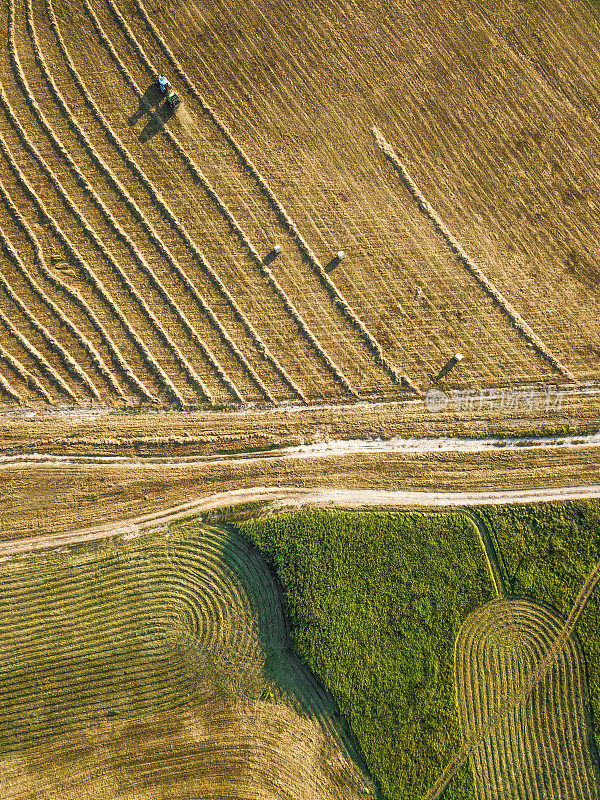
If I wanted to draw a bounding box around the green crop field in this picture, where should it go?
[235,502,600,799]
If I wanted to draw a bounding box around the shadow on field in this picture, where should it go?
[220,525,384,800]
[138,102,177,144]
[128,82,164,126]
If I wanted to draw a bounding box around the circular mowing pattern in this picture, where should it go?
[455,597,600,800]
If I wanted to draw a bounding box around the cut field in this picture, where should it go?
[0,0,597,408]
[456,597,600,800]
[0,521,376,799]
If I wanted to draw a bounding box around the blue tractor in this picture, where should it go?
[154,75,171,93]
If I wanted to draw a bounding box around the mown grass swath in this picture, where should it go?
[0,128,154,403]
[127,0,414,393]
[478,500,600,744]
[26,0,249,404]
[0,522,376,798]
[456,596,600,800]
[8,0,208,406]
[87,0,356,399]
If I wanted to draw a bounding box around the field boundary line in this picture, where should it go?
[10,0,210,407]
[46,0,292,405]
[0,129,154,403]
[372,127,576,383]
[128,0,418,395]
[96,0,357,399]
[0,178,125,399]
[27,2,248,405]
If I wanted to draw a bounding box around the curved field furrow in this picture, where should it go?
[0,303,75,401]
[44,2,307,407]
[0,95,182,406]
[455,598,600,800]
[0,217,104,401]
[25,0,259,405]
[0,129,155,403]
[116,0,415,396]
[86,0,357,399]
[8,1,212,406]
[0,178,125,400]
[0,340,52,402]
[32,0,282,406]
[0,526,376,799]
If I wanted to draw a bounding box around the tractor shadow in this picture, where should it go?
[127,83,164,127]
[138,101,177,144]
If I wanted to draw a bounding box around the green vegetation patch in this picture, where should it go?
[479,500,600,741]
[236,509,495,800]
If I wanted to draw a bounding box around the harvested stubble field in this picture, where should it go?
[0,521,377,799]
[0,0,598,409]
[0,384,598,456]
[1,445,600,541]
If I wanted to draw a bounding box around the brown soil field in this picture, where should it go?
[0,0,598,408]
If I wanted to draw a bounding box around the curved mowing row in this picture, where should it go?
[0,525,376,798]
[0,0,417,406]
[455,597,600,800]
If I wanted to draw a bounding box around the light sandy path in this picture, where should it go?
[2,484,600,557]
[1,431,599,470]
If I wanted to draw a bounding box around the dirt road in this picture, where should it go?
[1,431,599,470]
[2,483,599,557]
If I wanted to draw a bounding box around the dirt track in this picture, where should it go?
[2,482,599,557]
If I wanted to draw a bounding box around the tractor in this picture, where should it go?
[154,74,171,93]
[166,90,181,109]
